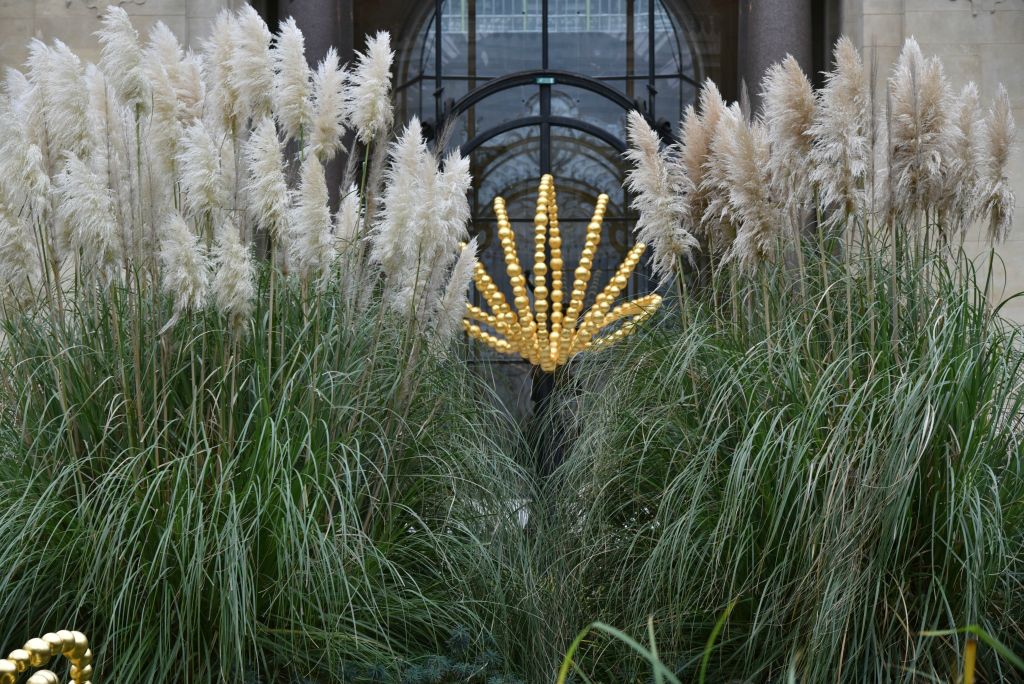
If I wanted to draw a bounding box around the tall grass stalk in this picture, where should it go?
[547,240,1024,681]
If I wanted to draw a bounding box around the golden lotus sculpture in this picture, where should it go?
[0,631,92,684]
[464,174,661,372]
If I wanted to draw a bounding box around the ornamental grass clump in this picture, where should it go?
[0,6,532,681]
[550,37,1023,681]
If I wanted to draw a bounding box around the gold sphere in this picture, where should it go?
[41,634,61,657]
[8,651,28,672]
[24,639,49,668]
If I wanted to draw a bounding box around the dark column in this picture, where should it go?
[738,0,813,114]
[282,0,353,65]
[284,0,355,207]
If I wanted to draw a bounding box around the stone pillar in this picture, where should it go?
[282,0,353,66]
[738,0,813,113]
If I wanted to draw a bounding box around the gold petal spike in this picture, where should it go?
[465,176,661,371]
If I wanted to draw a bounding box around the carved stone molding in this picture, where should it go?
[952,0,1007,16]
[66,0,148,19]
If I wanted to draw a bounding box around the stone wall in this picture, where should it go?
[0,0,238,67]
[842,0,1024,317]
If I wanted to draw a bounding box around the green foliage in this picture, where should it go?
[0,270,533,682]
[548,242,1024,682]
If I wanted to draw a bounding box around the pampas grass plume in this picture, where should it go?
[309,47,347,162]
[345,31,394,145]
[272,17,313,143]
[213,218,256,334]
[886,37,954,219]
[982,85,1016,242]
[97,5,151,113]
[761,55,815,206]
[244,116,290,240]
[290,154,334,282]
[370,117,434,314]
[159,211,210,318]
[55,154,121,280]
[28,40,93,162]
[179,122,232,218]
[228,5,274,123]
[0,204,40,308]
[435,237,478,346]
[202,10,242,134]
[625,110,696,282]
[809,36,871,225]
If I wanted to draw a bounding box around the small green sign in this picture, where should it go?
[535,76,556,85]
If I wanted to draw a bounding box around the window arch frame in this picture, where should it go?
[396,0,701,161]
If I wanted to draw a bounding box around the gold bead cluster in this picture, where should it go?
[464,174,661,371]
[0,631,92,684]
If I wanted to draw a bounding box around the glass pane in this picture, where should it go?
[449,84,538,148]
[424,0,545,80]
[654,76,697,137]
[633,0,688,77]
[546,0,628,76]
[550,84,628,140]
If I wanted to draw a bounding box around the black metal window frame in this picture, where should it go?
[412,0,694,163]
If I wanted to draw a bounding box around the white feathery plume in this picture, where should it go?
[0,204,41,308]
[333,182,363,297]
[334,183,362,259]
[0,99,50,219]
[701,99,742,254]
[289,155,335,282]
[885,37,954,221]
[83,63,129,208]
[344,31,394,145]
[212,217,256,334]
[673,104,709,243]
[145,22,205,124]
[97,5,150,113]
[370,117,437,315]
[625,110,697,283]
[228,5,274,123]
[142,53,184,180]
[27,40,92,162]
[159,211,210,319]
[202,10,242,135]
[808,36,871,228]
[710,110,778,270]
[309,48,348,162]
[940,82,983,228]
[178,122,233,218]
[761,55,816,208]
[244,116,290,241]
[980,85,1016,242]
[4,68,29,104]
[176,52,207,123]
[55,154,122,280]
[427,150,472,301]
[271,17,313,143]
[6,69,48,162]
[434,237,478,347]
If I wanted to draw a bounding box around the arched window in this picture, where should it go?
[395,1,701,373]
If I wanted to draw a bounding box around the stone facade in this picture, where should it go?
[0,0,237,67]
[842,0,1024,317]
